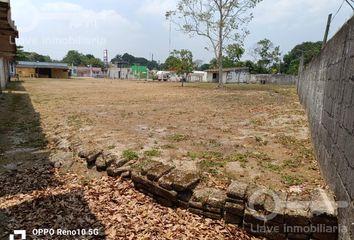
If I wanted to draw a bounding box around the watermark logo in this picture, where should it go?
[9,230,26,240]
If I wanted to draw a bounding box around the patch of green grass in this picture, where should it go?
[275,134,315,162]
[261,162,281,173]
[169,133,189,142]
[227,153,249,163]
[228,151,272,163]
[199,159,225,176]
[122,149,139,161]
[281,175,304,186]
[186,152,198,160]
[200,151,223,160]
[144,149,161,157]
[185,83,295,93]
[283,159,301,169]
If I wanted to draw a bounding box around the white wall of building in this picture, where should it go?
[0,57,6,90]
[108,67,132,79]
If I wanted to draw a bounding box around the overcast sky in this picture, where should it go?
[11,0,353,63]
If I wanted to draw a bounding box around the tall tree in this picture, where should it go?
[174,0,261,87]
[164,49,194,74]
[62,50,84,66]
[283,41,322,75]
[164,49,194,86]
[62,50,103,67]
[226,43,245,63]
[253,38,281,73]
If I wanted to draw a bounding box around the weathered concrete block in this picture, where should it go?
[207,188,227,209]
[146,164,174,182]
[154,195,174,208]
[285,196,310,227]
[227,181,248,202]
[224,212,243,225]
[189,200,203,210]
[106,153,129,169]
[224,201,245,217]
[158,169,200,192]
[107,165,131,177]
[138,160,162,176]
[131,171,178,201]
[246,185,267,211]
[177,191,193,202]
[203,211,222,220]
[78,149,102,166]
[176,200,189,209]
[264,191,287,224]
[189,207,204,216]
[311,232,338,240]
[310,189,338,225]
[95,155,107,172]
[243,207,266,226]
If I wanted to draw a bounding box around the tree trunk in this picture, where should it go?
[218,0,224,88]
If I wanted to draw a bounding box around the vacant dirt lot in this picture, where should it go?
[6,78,325,193]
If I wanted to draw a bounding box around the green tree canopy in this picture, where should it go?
[282,41,322,75]
[253,38,281,73]
[111,53,159,70]
[62,50,104,67]
[16,46,53,62]
[226,44,245,63]
[163,49,194,75]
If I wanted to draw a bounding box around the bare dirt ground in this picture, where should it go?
[18,78,325,194]
[0,79,258,240]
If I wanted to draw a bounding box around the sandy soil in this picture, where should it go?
[11,78,326,195]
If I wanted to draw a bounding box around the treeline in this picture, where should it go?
[195,40,322,75]
[16,48,105,68]
[111,53,159,70]
[16,40,322,75]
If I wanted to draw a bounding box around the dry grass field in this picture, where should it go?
[4,78,325,194]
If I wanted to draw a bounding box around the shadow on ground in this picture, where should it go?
[0,81,105,239]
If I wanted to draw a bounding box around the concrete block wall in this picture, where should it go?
[297,16,354,240]
[249,74,297,85]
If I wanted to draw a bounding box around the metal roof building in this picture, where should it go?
[16,61,70,79]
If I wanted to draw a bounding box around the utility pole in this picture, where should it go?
[165,11,175,55]
[323,14,332,48]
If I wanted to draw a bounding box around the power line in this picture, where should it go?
[332,0,346,21]
[345,0,354,11]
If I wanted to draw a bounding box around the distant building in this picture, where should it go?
[0,0,18,90]
[16,61,69,78]
[206,68,250,84]
[188,71,208,82]
[107,67,132,79]
[71,66,104,78]
[131,65,148,79]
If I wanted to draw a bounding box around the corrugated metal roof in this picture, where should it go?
[17,61,69,69]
